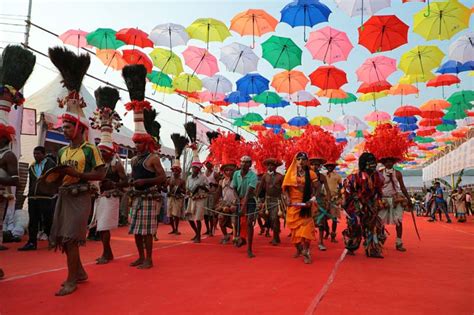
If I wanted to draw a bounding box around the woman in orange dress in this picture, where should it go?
[282,152,318,264]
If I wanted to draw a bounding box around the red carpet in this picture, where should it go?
[0,214,472,314]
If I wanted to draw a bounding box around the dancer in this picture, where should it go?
[454,187,467,223]
[342,152,385,258]
[167,134,188,235]
[89,86,127,264]
[203,159,219,236]
[0,45,35,279]
[232,155,258,257]
[325,162,343,243]
[185,155,208,243]
[123,64,166,269]
[47,47,106,295]
[282,152,317,264]
[365,123,412,252]
[255,158,284,246]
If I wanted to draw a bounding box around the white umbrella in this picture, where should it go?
[337,115,368,131]
[202,75,233,96]
[448,32,474,63]
[334,0,391,24]
[149,23,189,49]
[222,108,242,119]
[220,42,259,75]
[289,90,314,102]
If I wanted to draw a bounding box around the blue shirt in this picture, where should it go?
[33,159,47,177]
[231,169,257,199]
[435,187,444,203]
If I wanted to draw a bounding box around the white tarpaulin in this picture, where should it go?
[422,138,474,182]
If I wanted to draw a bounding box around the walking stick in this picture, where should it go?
[410,208,421,240]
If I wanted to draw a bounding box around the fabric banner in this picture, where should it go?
[422,138,474,182]
[21,108,37,136]
[195,119,212,145]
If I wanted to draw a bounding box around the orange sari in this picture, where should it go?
[283,159,317,244]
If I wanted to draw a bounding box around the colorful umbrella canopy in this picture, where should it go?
[309,65,348,90]
[261,35,302,70]
[202,75,233,95]
[399,45,445,77]
[280,0,332,41]
[316,89,347,98]
[238,100,261,109]
[338,115,368,130]
[86,28,125,49]
[96,49,127,71]
[288,116,309,127]
[310,116,333,126]
[357,81,391,94]
[271,70,309,94]
[173,73,202,93]
[152,84,175,94]
[236,73,269,95]
[253,91,282,106]
[292,91,320,115]
[356,56,397,84]
[222,109,242,119]
[328,92,357,104]
[225,91,251,104]
[448,32,474,63]
[149,48,183,75]
[388,84,419,105]
[426,74,460,98]
[265,115,287,125]
[183,46,219,76]
[323,122,346,132]
[394,116,418,124]
[399,72,435,84]
[197,91,225,102]
[242,112,263,123]
[420,110,444,119]
[305,26,353,64]
[357,91,388,102]
[448,90,474,107]
[336,0,391,27]
[437,60,473,75]
[147,71,172,88]
[122,49,153,73]
[230,9,278,47]
[250,124,267,131]
[398,124,418,132]
[116,28,153,48]
[149,23,189,49]
[233,118,249,127]
[413,1,470,41]
[436,123,457,132]
[394,105,421,117]
[364,110,391,122]
[203,104,223,113]
[419,118,442,127]
[420,99,450,111]
[186,18,231,49]
[59,29,90,49]
[358,15,409,53]
[219,42,259,74]
[417,127,436,136]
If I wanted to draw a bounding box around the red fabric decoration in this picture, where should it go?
[124,100,152,112]
[298,125,341,162]
[208,132,243,168]
[365,123,412,162]
[0,124,15,141]
[253,131,285,174]
[132,133,159,153]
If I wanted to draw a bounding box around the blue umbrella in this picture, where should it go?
[280,0,332,41]
[398,123,418,132]
[336,137,347,143]
[288,116,309,127]
[442,119,456,125]
[407,132,416,141]
[236,73,269,95]
[436,60,472,74]
[393,116,417,124]
[224,91,251,104]
[265,99,290,109]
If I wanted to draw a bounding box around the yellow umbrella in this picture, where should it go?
[152,84,175,94]
[186,18,231,49]
[310,116,333,126]
[358,91,388,102]
[286,129,303,137]
[413,1,470,41]
[399,45,444,77]
[173,73,202,93]
[316,89,347,98]
[149,48,183,76]
[203,104,222,113]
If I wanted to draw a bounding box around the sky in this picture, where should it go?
[1,0,473,150]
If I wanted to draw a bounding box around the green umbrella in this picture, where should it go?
[147,71,172,87]
[253,91,282,104]
[149,48,184,76]
[86,28,125,49]
[447,90,474,107]
[261,35,302,70]
[414,136,434,143]
[443,108,467,120]
[329,92,357,113]
[354,130,364,138]
[436,124,456,132]
[242,112,263,123]
[233,118,249,127]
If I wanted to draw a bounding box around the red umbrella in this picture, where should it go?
[309,65,348,90]
[394,105,421,117]
[250,124,267,131]
[417,127,435,136]
[264,115,286,125]
[295,99,321,107]
[420,110,444,119]
[210,100,231,106]
[358,15,409,53]
[116,28,154,48]
[426,74,461,98]
[357,80,392,94]
[122,49,153,73]
[419,118,442,127]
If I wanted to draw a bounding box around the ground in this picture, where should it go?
[0,213,472,315]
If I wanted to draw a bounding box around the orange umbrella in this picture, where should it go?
[271,70,309,94]
[203,104,222,113]
[96,49,127,72]
[316,89,347,98]
[426,74,461,98]
[387,83,419,105]
[230,9,278,48]
[420,99,450,111]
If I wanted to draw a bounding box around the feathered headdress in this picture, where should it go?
[48,47,90,129]
[253,131,285,174]
[208,131,245,170]
[90,86,122,153]
[0,45,36,140]
[170,133,188,171]
[122,64,155,148]
[143,108,161,152]
[298,125,337,164]
[365,123,412,162]
[184,121,201,167]
[204,130,219,164]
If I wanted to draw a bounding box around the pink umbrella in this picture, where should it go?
[238,100,261,109]
[305,26,353,64]
[364,110,391,122]
[183,46,219,77]
[197,91,225,102]
[323,122,346,132]
[59,29,91,53]
[356,56,396,84]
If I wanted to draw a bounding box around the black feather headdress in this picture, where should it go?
[122,64,147,101]
[95,86,120,111]
[1,45,36,91]
[184,121,197,144]
[171,133,189,160]
[206,131,219,145]
[48,46,90,93]
[143,108,161,145]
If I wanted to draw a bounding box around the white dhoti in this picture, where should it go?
[92,195,120,231]
[379,197,404,226]
[186,198,206,221]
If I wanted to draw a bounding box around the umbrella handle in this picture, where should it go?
[327,103,331,113]
[423,0,431,17]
